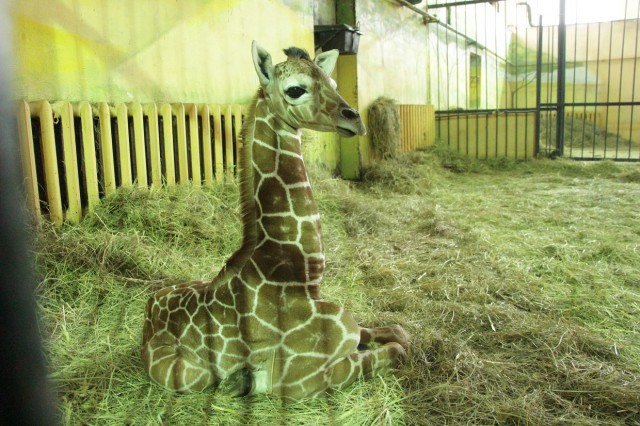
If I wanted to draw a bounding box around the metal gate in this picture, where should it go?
[427,0,640,161]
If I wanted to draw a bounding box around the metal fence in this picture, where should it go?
[427,0,640,161]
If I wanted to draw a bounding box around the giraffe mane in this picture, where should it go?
[212,90,261,285]
[283,47,311,61]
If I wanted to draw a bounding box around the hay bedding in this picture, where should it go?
[35,151,640,424]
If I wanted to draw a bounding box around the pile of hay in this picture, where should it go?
[34,150,640,424]
[539,116,640,158]
[368,96,400,159]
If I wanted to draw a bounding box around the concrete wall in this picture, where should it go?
[427,1,512,110]
[354,0,430,168]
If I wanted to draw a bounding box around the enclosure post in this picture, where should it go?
[336,0,361,179]
[535,15,543,157]
[555,0,567,156]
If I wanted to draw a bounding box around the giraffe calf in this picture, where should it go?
[142,42,409,399]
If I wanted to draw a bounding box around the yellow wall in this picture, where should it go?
[12,0,313,104]
[437,112,536,160]
[11,0,344,170]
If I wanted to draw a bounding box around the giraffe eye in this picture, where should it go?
[285,86,307,99]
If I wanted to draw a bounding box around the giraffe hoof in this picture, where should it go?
[390,325,411,350]
[218,368,253,397]
[387,342,408,368]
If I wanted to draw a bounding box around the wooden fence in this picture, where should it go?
[399,104,437,152]
[17,101,243,225]
[17,101,439,226]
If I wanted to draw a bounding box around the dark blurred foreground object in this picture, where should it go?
[0,4,58,425]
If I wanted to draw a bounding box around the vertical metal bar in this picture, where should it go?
[569,4,580,158]
[435,19,442,110]
[535,15,544,158]
[629,0,640,158]
[503,1,508,157]
[581,23,591,159]
[546,23,556,156]
[465,48,469,156]
[494,2,499,156]
[522,8,528,160]
[603,17,616,157]
[456,6,461,153]
[514,1,520,159]
[475,4,480,158]
[484,2,489,158]
[615,0,630,159]
[466,4,472,157]
[593,23,603,158]
[556,0,567,157]
[445,15,452,148]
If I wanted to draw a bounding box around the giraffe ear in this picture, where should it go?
[314,49,339,76]
[252,41,274,86]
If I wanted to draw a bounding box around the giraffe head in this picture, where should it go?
[251,41,366,137]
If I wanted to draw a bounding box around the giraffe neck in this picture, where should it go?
[245,90,325,286]
[213,96,259,284]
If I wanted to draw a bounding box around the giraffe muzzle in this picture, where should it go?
[337,126,357,137]
[337,108,366,137]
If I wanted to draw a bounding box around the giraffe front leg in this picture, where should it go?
[359,325,410,349]
[324,342,407,395]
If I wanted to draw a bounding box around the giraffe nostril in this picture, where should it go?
[341,108,359,120]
